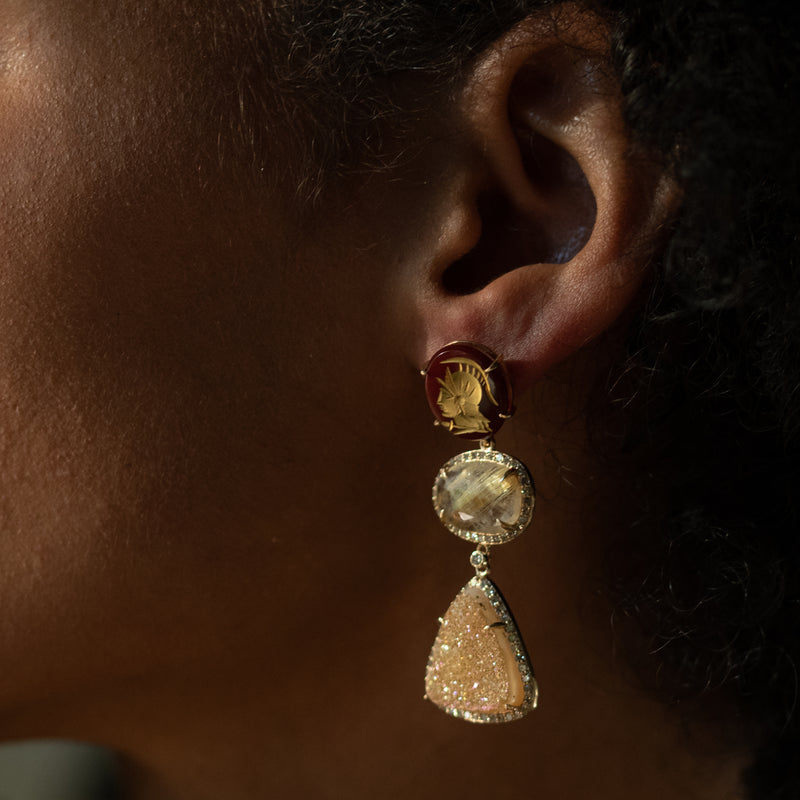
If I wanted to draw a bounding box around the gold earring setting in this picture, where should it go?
[422,342,538,723]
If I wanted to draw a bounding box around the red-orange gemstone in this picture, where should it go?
[424,342,513,440]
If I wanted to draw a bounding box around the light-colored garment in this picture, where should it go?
[0,741,117,800]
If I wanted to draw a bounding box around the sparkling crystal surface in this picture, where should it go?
[425,578,535,722]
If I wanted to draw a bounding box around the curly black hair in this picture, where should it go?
[608,2,800,796]
[209,1,800,795]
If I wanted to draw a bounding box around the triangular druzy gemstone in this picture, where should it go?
[425,576,538,723]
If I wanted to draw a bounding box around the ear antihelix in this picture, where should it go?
[440,122,597,297]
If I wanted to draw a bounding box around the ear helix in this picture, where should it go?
[421,341,538,723]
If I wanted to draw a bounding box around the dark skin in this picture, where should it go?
[0,2,747,797]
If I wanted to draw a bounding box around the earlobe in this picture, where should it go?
[410,9,675,390]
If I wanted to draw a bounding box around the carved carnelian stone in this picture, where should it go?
[424,342,513,440]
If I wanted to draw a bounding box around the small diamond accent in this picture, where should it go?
[469,550,487,569]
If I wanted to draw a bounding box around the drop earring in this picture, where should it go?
[422,342,538,723]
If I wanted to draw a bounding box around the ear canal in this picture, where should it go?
[441,56,599,297]
[441,126,597,295]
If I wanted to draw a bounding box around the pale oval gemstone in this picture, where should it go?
[433,458,527,539]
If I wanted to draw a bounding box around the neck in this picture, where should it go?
[3,357,751,800]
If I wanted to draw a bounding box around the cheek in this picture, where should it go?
[0,15,325,716]
[0,11,281,648]
[0,4,379,664]
[0,24,171,484]
[0,4,422,716]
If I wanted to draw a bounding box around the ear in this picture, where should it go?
[407,7,675,390]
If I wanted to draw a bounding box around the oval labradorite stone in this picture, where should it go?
[432,451,533,544]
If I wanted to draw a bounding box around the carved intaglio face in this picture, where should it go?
[435,358,496,436]
[424,343,513,440]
